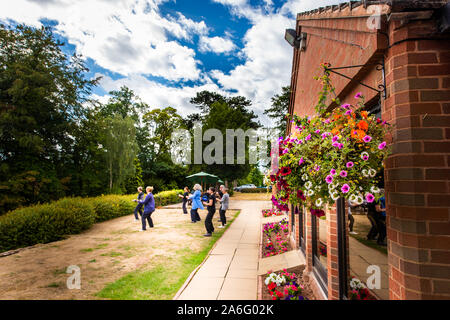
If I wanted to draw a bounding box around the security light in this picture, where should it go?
[284,29,307,51]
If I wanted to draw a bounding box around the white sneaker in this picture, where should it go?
[218,225,225,228]
[139,229,145,232]
[349,231,358,235]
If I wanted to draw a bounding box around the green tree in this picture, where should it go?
[264,86,291,137]
[0,24,98,213]
[102,115,138,193]
[187,91,261,184]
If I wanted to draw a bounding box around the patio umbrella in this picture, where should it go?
[186,172,220,190]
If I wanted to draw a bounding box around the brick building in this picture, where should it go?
[285,0,450,299]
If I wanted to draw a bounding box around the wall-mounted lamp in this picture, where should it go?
[284,29,307,51]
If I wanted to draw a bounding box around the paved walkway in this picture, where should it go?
[176,200,269,300]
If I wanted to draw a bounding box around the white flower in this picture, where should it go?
[349,194,358,202]
[355,196,364,205]
[307,189,314,197]
[302,174,309,181]
[331,191,339,201]
[370,186,380,194]
[362,169,369,177]
[328,182,338,190]
[360,151,369,160]
[350,278,366,290]
[305,181,313,190]
[369,168,377,177]
[315,185,321,191]
[315,198,323,207]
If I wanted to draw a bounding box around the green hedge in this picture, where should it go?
[0,190,183,253]
[239,188,270,193]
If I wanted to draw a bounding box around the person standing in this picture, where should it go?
[138,186,155,231]
[218,187,229,228]
[178,187,190,214]
[375,191,386,245]
[133,187,145,221]
[348,200,358,235]
[366,199,379,241]
[217,185,224,223]
[189,184,203,223]
[202,187,216,237]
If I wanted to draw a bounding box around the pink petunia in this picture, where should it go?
[341,103,351,109]
[378,141,387,150]
[345,110,352,116]
[346,161,354,168]
[363,135,372,143]
[355,92,363,99]
[341,184,350,193]
[340,170,348,178]
[332,136,339,143]
[305,134,311,141]
[326,175,334,184]
[330,169,336,175]
[366,193,375,203]
[299,157,304,165]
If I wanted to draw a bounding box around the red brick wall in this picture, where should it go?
[383,18,450,300]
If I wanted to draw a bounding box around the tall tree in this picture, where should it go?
[102,115,138,193]
[264,86,291,137]
[0,24,98,212]
[187,91,261,184]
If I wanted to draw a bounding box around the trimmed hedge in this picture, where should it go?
[239,188,270,193]
[0,190,183,253]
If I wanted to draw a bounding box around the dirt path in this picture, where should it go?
[0,207,236,300]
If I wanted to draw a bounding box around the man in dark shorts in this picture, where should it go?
[133,187,145,221]
[366,200,379,241]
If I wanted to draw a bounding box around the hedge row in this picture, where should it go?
[0,190,183,253]
[239,188,270,193]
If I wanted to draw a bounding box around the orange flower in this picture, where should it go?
[348,119,356,128]
[357,120,369,131]
[361,111,368,119]
[351,129,366,140]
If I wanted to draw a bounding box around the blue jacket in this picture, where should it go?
[139,193,155,214]
[189,190,204,210]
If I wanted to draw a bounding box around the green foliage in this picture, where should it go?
[187,91,261,183]
[0,24,98,213]
[0,190,183,252]
[0,197,95,252]
[264,86,291,137]
[103,115,138,193]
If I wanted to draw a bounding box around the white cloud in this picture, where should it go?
[0,0,205,81]
[199,36,236,54]
[98,73,224,117]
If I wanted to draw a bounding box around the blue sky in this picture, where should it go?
[0,0,341,125]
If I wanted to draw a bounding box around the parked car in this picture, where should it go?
[234,184,257,192]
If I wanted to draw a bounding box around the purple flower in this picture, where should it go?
[341,103,351,109]
[315,129,320,134]
[332,142,340,148]
[326,175,334,184]
[315,165,320,172]
[363,135,372,143]
[366,193,375,203]
[338,143,344,149]
[305,134,311,141]
[345,110,352,116]
[332,136,339,143]
[321,133,328,139]
[341,184,350,193]
[378,141,387,150]
[282,148,289,154]
[355,92,363,99]
[340,170,348,178]
[346,161,354,168]
[330,169,336,175]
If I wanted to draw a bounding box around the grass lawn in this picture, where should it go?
[96,210,240,300]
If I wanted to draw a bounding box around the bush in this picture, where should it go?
[240,188,270,193]
[0,198,95,252]
[154,190,183,207]
[0,190,183,253]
